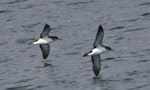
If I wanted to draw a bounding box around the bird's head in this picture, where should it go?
[50,36,62,41]
[105,46,112,51]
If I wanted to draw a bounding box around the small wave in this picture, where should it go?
[127,70,138,76]
[141,13,150,17]
[65,51,80,55]
[6,0,28,5]
[103,57,115,61]
[0,10,12,14]
[124,27,145,32]
[128,84,149,90]
[21,23,40,29]
[139,2,150,6]
[109,26,125,30]
[30,55,36,58]
[137,60,149,63]
[142,49,150,51]
[53,1,66,4]
[123,78,133,81]
[67,1,92,6]
[5,85,31,90]
[0,42,8,46]
[114,37,124,41]
[0,58,13,63]
[14,78,35,84]
[103,65,111,69]
[20,5,35,9]
[125,18,139,22]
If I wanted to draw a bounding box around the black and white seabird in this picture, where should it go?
[29,24,61,59]
[83,25,112,76]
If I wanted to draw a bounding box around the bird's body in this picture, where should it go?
[86,46,107,56]
[29,24,61,59]
[83,25,112,76]
[32,37,53,45]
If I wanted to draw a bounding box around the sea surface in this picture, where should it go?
[0,0,150,90]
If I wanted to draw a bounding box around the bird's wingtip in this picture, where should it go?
[45,24,50,27]
[98,25,103,29]
[99,24,102,27]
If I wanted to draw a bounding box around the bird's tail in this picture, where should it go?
[83,51,92,57]
[28,42,33,45]
[83,52,88,57]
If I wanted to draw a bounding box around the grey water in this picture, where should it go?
[0,0,150,90]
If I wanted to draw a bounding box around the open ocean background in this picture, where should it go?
[0,0,150,90]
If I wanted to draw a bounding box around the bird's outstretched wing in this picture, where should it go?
[91,55,101,76]
[40,24,51,38]
[93,25,104,48]
[39,44,50,59]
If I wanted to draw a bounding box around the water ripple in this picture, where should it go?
[109,26,125,30]
[67,1,93,6]
[5,0,28,5]
[137,59,149,63]
[0,42,8,46]
[0,58,13,63]
[114,37,124,41]
[65,51,80,56]
[0,10,12,14]
[141,13,150,17]
[139,2,150,6]
[128,84,150,90]
[103,57,115,61]
[14,78,36,84]
[5,85,31,90]
[127,70,138,76]
[20,5,35,9]
[142,49,150,51]
[21,23,40,29]
[124,27,145,32]
[123,78,133,81]
[53,1,66,4]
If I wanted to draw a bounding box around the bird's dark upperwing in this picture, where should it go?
[40,44,50,59]
[91,55,101,76]
[40,24,51,38]
[93,25,104,48]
